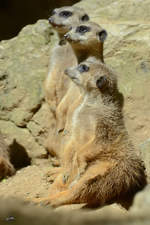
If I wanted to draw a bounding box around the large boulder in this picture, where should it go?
[0,20,57,162]
[0,195,150,225]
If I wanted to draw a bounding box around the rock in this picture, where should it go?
[0,20,57,161]
[139,139,150,182]
[131,184,150,212]
[0,197,150,225]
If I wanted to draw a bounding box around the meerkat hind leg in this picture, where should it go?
[48,161,114,207]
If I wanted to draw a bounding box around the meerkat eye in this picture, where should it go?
[59,11,73,18]
[76,25,91,34]
[98,30,107,42]
[78,64,89,73]
[81,14,90,22]
[96,76,108,90]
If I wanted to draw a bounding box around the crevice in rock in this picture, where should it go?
[26,120,46,149]
[9,139,31,170]
[0,94,25,112]
[30,100,43,115]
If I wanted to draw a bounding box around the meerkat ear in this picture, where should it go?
[81,14,90,22]
[96,76,108,90]
[98,30,107,42]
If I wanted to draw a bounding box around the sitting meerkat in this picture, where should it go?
[45,6,90,161]
[45,6,90,107]
[56,22,108,150]
[0,133,15,180]
[37,58,146,209]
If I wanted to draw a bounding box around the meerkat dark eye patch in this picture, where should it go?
[98,30,107,42]
[96,76,108,90]
[77,64,89,73]
[76,26,91,34]
[81,14,90,22]
[59,11,73,18]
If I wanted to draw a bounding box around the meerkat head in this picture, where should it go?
[48,6,90,35]
[65,58,117,96]
[64,22,107,62]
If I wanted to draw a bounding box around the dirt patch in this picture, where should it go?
[0,159,52,200]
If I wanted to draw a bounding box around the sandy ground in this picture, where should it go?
[0,157,126,213]
[0,159,52,201]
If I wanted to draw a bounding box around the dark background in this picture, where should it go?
[0,0,80,41]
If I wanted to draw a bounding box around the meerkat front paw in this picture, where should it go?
[45,167,62,183]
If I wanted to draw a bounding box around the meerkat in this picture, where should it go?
[0,133,15,180]
[64,21,107,63]
[45,6,90,108]
[55,22,108,149]
[45,6,90,161]
[37,58,146,209]
[46,22,108,176]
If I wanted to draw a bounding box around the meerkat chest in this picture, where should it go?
[72,100,96,143]
[49,43,76,69]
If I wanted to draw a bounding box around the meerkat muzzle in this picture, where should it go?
[48,17,53,24]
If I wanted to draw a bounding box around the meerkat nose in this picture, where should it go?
[64,33,70,39]
[48,17,53,24]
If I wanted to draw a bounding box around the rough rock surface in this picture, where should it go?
[0,20,57,162]
[0,191,150,225]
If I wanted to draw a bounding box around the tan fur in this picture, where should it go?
[45,6,90,160]
[38,59,147,209]
[0,133,15,180]
[55,22,107,156]
[64,21,107,63]
[45,6,90,107]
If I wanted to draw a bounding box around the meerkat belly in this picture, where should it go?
[45,43,77,105]
[72,105,96,144]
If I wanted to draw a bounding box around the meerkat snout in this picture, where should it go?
[64,33,69,39]
[48,17,53,24]
[64,33,72,41]
[64,68,77,81]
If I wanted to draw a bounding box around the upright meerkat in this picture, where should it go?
[45,6,90,108]
[45,6,90,160]
[38,58,146,209]
[56,22,108,146]
[0,133,15,180]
